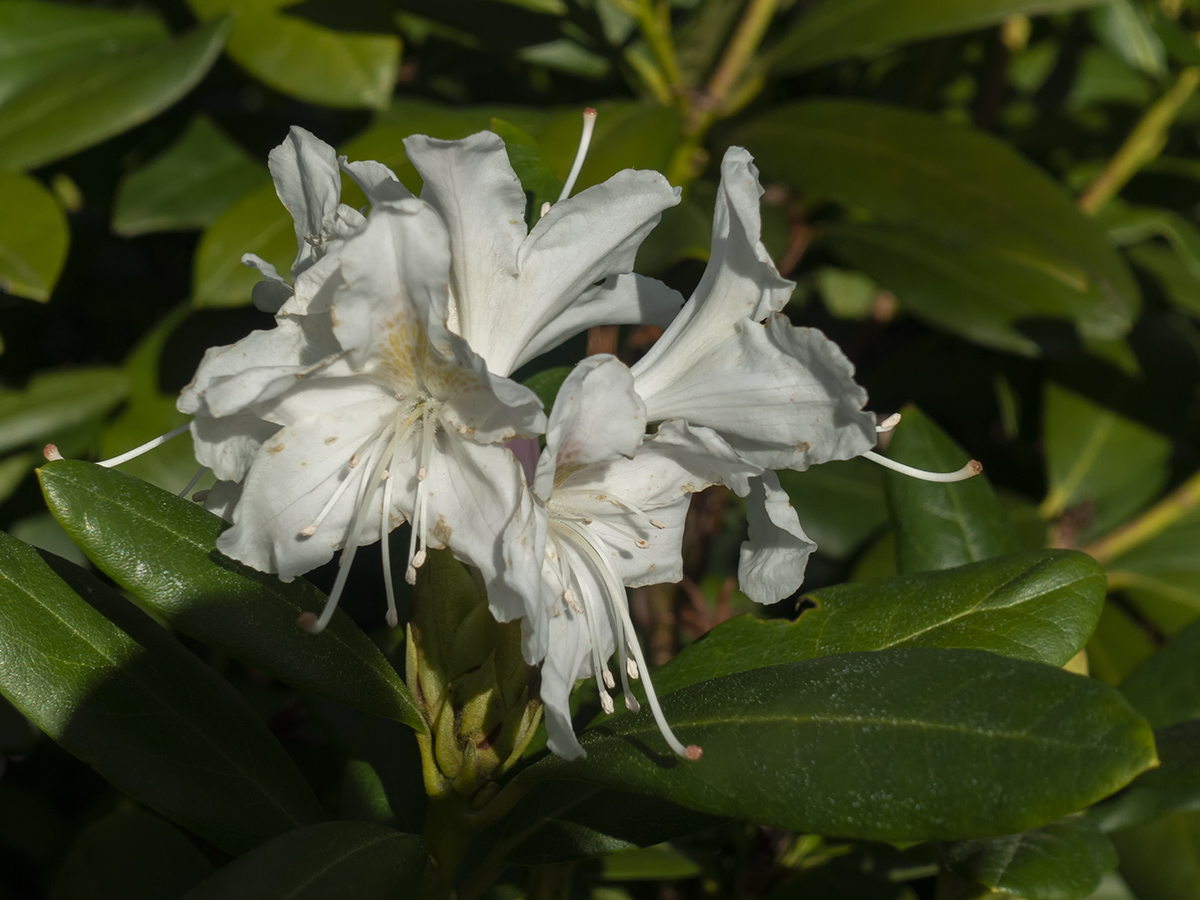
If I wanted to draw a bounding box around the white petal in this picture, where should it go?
[340,157,413,206]
[631,147,794,387]
[539,597,593,760]
[202,479,242,522]
[738,471,816,604]
[533,356,645,499]
[215,384,398,580]
[635,314,877,471]
[333,198,454,371]
[510,273,685,372]
[242,253,294,313]
[433,331,547,444]
[404,132,527,341]
[269,127,341,276]
[189,411,279,482]
[178,315,342,419]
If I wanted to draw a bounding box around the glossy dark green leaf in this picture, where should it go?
[1041,383,1170,535]
[50,811,212,900]
[474,781,723,866]
[0,170,68,300]
[0,367,128,455]
[192,180,292,308]
[113,116,266,236]
[822,222,1109,356]
[532,649,1156,842]
[651,550,1104,697]
[739,101,1139,340]
[0,19,229,171]
[182,822,425,900]
[882,407,1020,573]
[1120,618,1200,728]
[777,457,886,560]
[0,531,324,851]
[38,460,422,731]
[769,0,1107,74]
[217,8,400,110]
[0,1,167,104]
[1110,811,1200,900]
[946,817,1117,900]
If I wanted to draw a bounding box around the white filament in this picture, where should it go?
[862,449,982,483]
[558,108,598,202]
[97,423,191,468]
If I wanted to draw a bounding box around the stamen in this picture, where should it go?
[192,490,211,503]
[635,539,649,549]
[558,108,598,202]
[563,588,583,614]
[876,412,902,433]
[380,431,401,628]
[602,669,616,690]
[97,423,191,468]
[303,435,392,633]
[649,518,666,529]
[627,658,639,680]
[178,466,208,499]
[43,444,63,461]
[540,201,551,218]
[862,450,982,483]
[625,694,640,712]
[405,408,437,585]
[599,690,615,715]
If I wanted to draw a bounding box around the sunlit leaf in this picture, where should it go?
[0,19,230,171]
[192,181,293,308]
[0,170,68,301]
[0,532,325,852]
[113,116,266,236]
[0,1,167,105]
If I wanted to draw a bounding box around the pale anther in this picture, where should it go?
[862,450,982,483]
[635,539,649,549]
[602,669,616,690]
[649,518,666,529]
[599,691,615,715]
[192,490,211,503]
[417,466,427,482]
[627,658,639,680]
[412,548,427,570]
[43,443,63,462]
[876,412,902,433]
[300,524,318,537]
[540,201,551,218]
[625,694,640,712]
[348,454,361,468]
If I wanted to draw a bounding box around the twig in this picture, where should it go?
[1082,467,1200,564]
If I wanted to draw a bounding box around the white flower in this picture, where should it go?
[490,357,758,760]
[178,128,544,631]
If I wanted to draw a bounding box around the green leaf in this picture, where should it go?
[38,460,422,731]
[1089,0,1166,79]
[531,649,1156,842]
[739,101,1139,340]
[98,305,208,493]
[776,457,886,561]
[523,366,572,413]
[182,822,425,900]
[768,0,1107,74]
[192,181,293,308]
[0,170,68,300]
[1087,601,1157,686]
[1110,811,1200,900]
[882,406,1020,573]
[1127,241,1200,319]
[0,1,167,105]
[650,550,1105,697]
[51,811,212,900]
[491,117,562,216]
[0,19,230,172]
[601,844,701,881]
[219,9,400,110]
[1120,618,1200,728]
[0,532,325,852]
[821,222,1111,356]
[1091,721,1200,832]
[945,817,1117,900]
[113,116,266,236]
[474,782,723,865]
[1041,383,1170,534]
[1105,504,1200,635]
[0,367,129,456]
